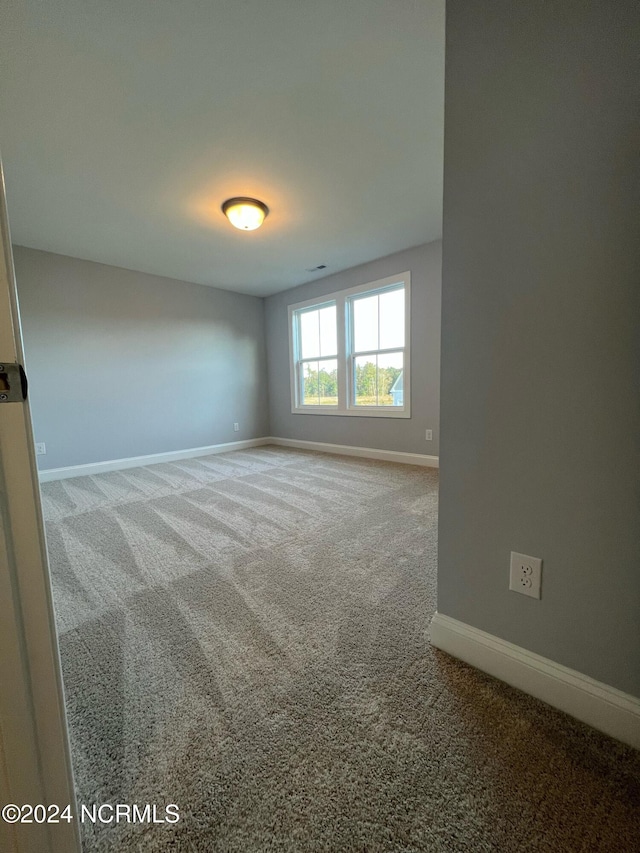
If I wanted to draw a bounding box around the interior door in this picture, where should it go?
[0,158,81,852]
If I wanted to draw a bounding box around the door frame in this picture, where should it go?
[0,160,81,852]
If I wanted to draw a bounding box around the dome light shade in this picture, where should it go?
[222,197,269,231]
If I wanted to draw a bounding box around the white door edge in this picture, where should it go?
[0,158,81,852]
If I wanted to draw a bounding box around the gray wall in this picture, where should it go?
[14,247,269,470]
[265,242,441,455]
[438,1,640,696]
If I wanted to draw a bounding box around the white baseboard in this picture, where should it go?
[38,437,271,482]
[267,436,439,468]
[429,613,640,750]
[38,436,438,482]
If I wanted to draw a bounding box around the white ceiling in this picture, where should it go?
[0,0,444,297]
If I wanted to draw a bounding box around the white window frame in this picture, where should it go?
[288,271,411,418]
[289,299,340,409]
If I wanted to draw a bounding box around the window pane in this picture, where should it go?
[319,305,337,356]
[379,287,405,350]
[353,294,378,353]
[301,359,338,405]
[318,358,338,405]
[302,361,319,404]
[299,309,320,359]
[377,351,404,407]
[354,355,377,406]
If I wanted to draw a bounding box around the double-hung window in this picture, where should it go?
[289,272,410,417]
[295,302,338,407]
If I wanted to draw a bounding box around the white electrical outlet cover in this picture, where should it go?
[509,551,542,599]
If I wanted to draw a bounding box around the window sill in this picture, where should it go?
[291,406,411,419]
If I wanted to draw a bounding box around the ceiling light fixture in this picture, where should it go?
[221,197,269,231]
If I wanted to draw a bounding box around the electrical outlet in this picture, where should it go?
[509,551,542,599]
[425,429,433,441]
[233,423,239,432]
[35,442,46,456]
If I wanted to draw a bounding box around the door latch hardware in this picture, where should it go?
[0,363,28,402]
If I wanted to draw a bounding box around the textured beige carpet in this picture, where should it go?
[41,446,640,852]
